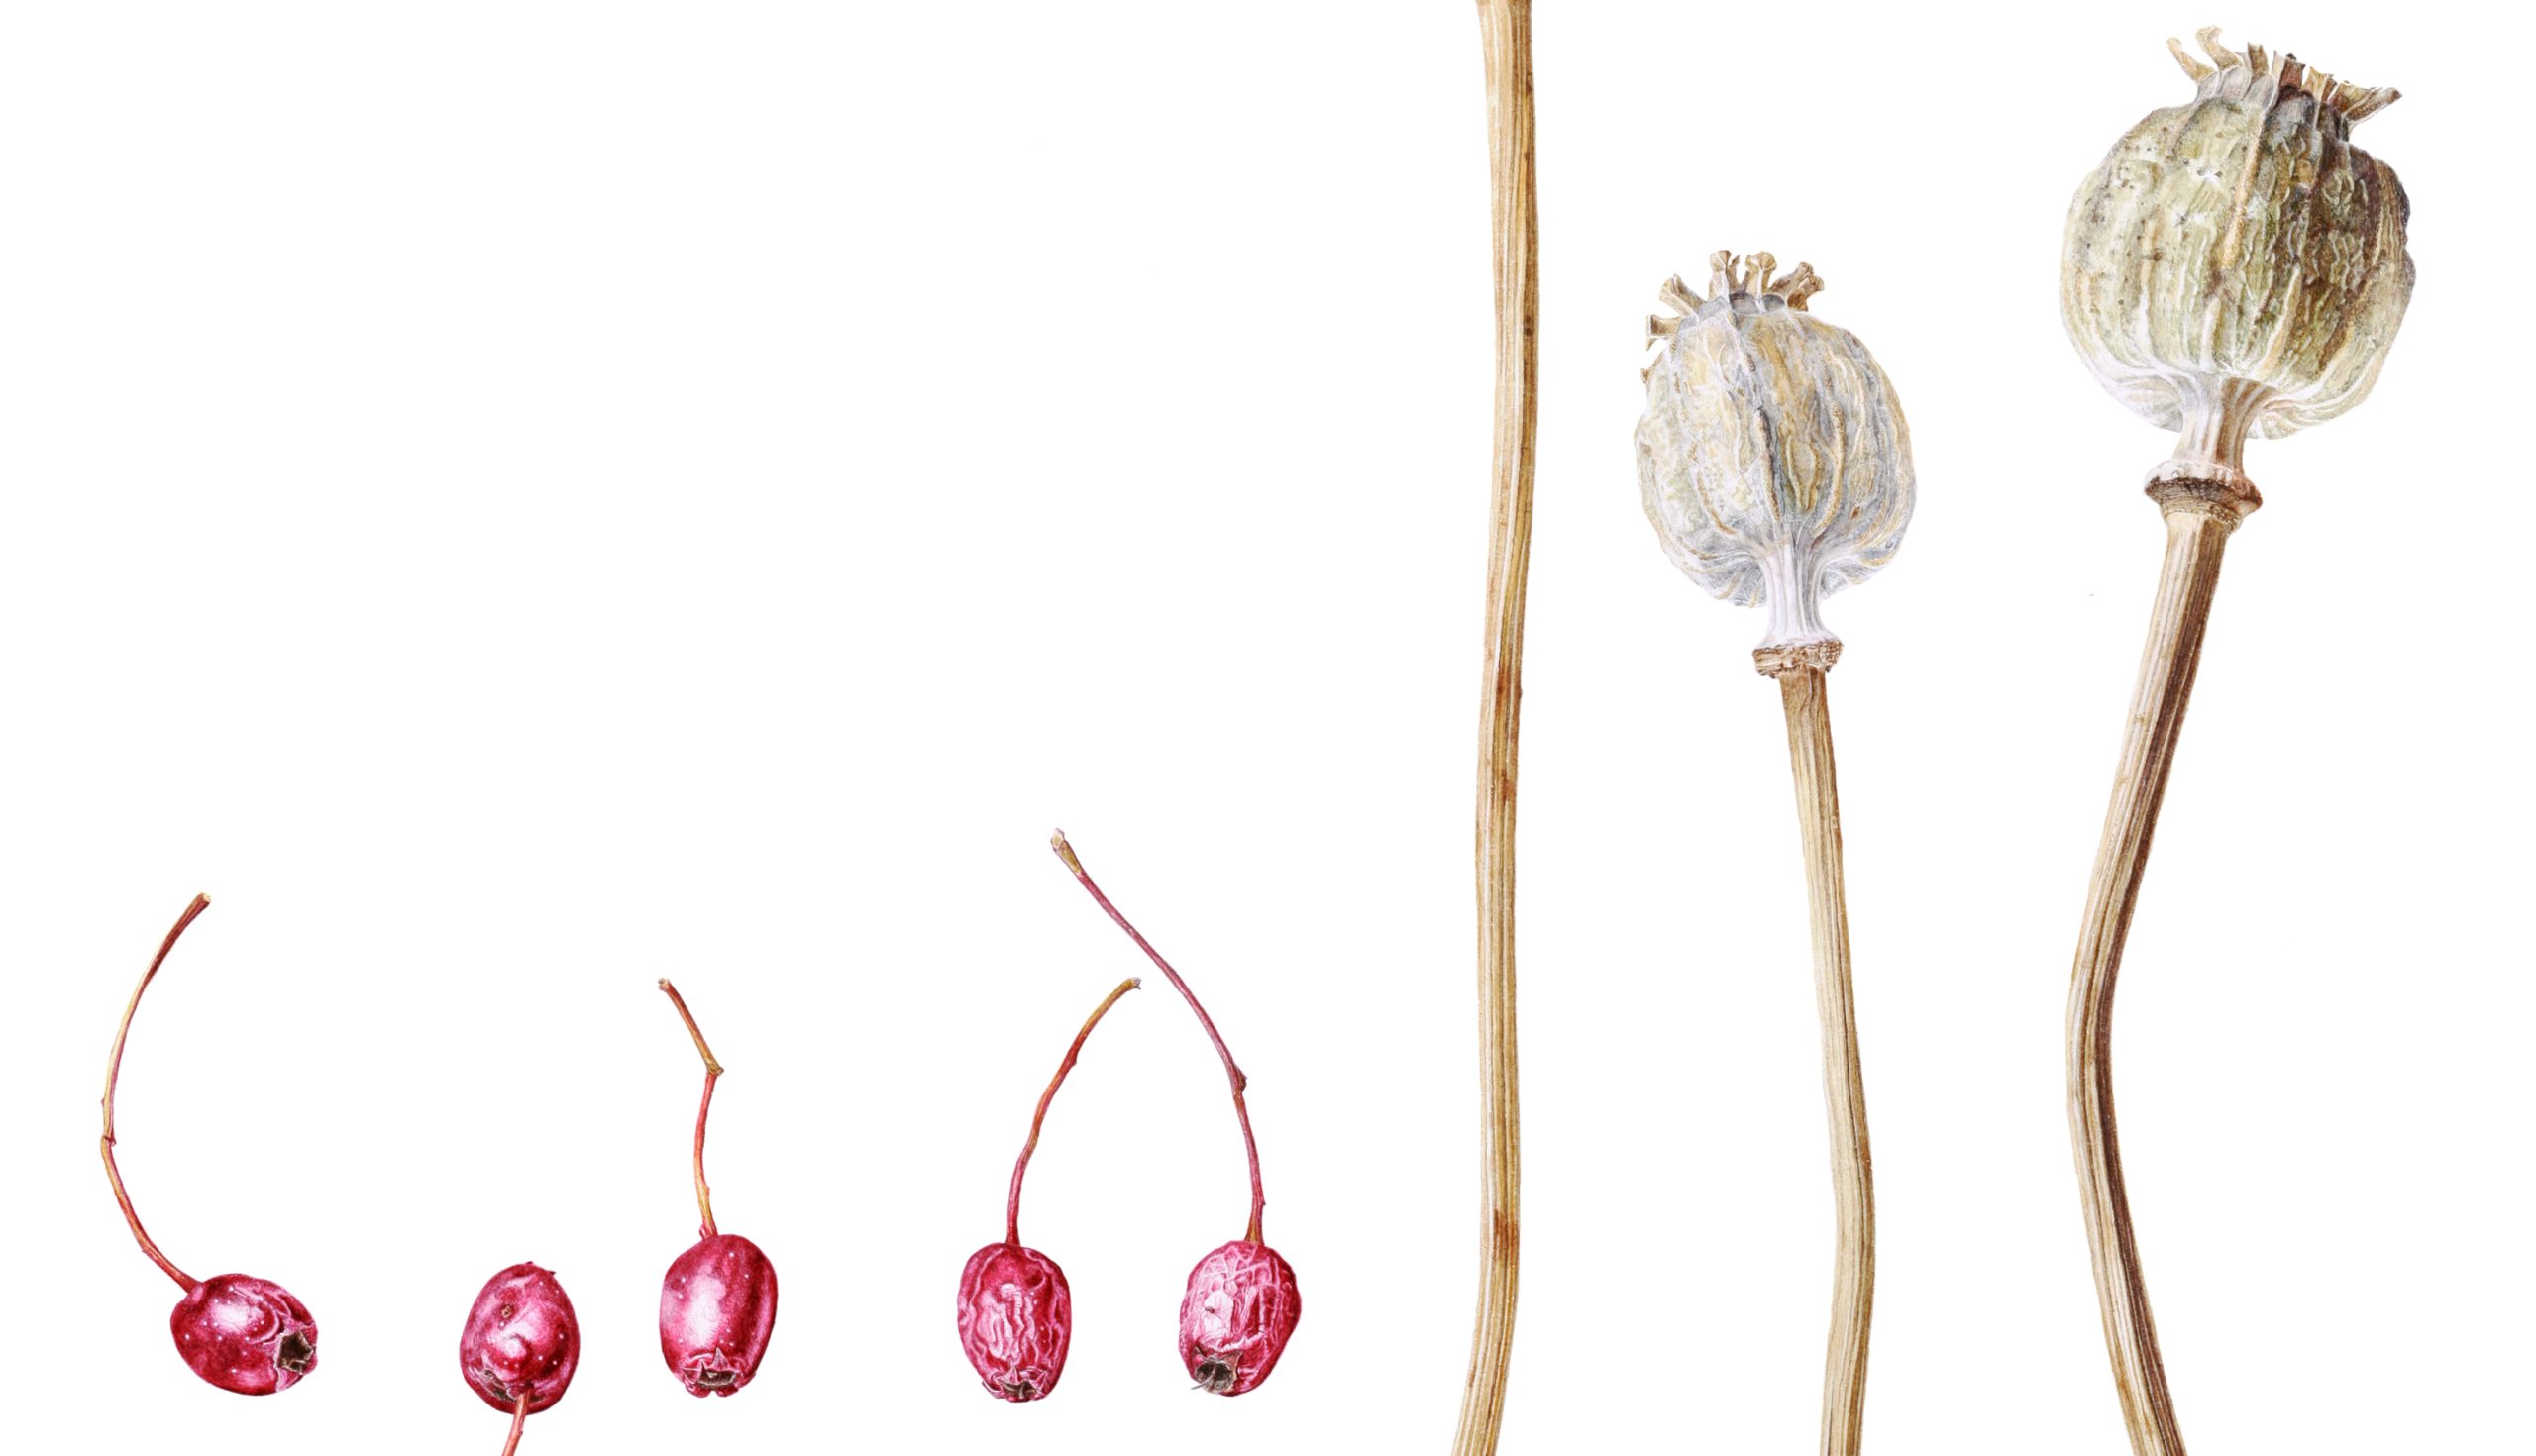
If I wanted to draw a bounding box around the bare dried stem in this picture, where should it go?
[658,979,725,1239]
[1771,664,1876,1456]
[2068,478,2259,1456]
[1457,3,1534,1453]
[1050,831,1267,1244]
[99,893,211,1294]
[1005,975,1141,1248]
[497,1392,529,1456]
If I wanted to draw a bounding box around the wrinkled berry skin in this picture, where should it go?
[459,1263,580,1414]
[170,1273,318,1396]
[956,1242,1072,1402]
[1179,1239,1300,1396]
[659,1233,779,1396]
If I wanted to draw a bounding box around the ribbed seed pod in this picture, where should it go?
[1632,251,1906,1456]
[2053,33,2419,1456]
[2062,27,2411,483]
[1636,251,1913,662]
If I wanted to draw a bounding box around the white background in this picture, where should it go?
[2,2,2525,1452]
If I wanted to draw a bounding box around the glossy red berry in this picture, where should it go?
[459,1263,580,1416]
[957,1242,1074,1402]
[660,1234,779,1396]
[170,1273,319,1396]
[1178,1239,1301,1396]
[101,896,321,1397]
[653,980,779,1397]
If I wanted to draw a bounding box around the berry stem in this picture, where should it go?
[498,1392,529,1456]
[1049,830,1268,1245]
[658,979,723,1239]
[98,893,208,1294]
[1006,976,1141,1247]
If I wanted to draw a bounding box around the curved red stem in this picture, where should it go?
[1006,976,1141,1247]
[659,979,723,1239]
[1050,830,1268,1245]
[498,1392,529,1456]
[99,893,209,1294]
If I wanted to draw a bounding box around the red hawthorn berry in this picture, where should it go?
[170,1273,319,1396]
[1179,1239,1302,1395]
[661,1233,780,1397]
[956,1242,1075,1402]
[1052,832,1305,1397]
[459,1263,580,1416]
[100,896,322,1397]
[958,975,1139,1402]
[655,981,779,1397]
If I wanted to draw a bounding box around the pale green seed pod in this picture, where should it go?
[1636,252,1913,662]
[2061,28,2411,482]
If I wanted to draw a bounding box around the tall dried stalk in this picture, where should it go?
[1771,658,1875,1455]
[1455,2,1534,1453]
[2066,478,2256,1456]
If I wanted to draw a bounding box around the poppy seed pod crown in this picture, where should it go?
[2061,28,2412,490]
[1636,251,1914,668]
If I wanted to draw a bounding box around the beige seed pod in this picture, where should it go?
[1636,251,1914,665]
[1633,250,1903,1456]
[2055,31,2420,1456]
[2062,26,2412,487]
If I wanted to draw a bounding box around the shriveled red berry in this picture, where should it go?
[957,1242,1073,1402]
[170,1273,318,1396]
[1051,834,1305,1396]
[958,971,1137,1403]
[1179,1239,1301,1395]
[459,1263,579,1415]
[660,1234,779,1397]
